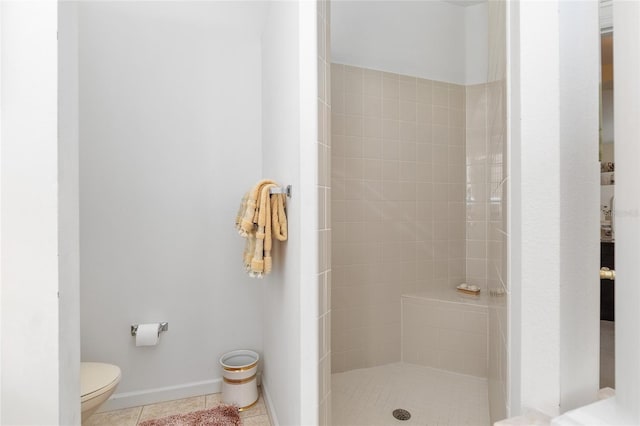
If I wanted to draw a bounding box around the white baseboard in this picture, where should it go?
[261,378,280,426]
[99,378,222,413]
[99,372,265,414]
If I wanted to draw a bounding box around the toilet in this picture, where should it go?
[80,362,121,422]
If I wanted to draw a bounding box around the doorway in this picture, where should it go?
[599,29,615,390]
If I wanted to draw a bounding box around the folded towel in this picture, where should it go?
[236,179,277,237]
[237,180,288,278]
[271,193,288,242]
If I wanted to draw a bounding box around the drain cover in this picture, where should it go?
[392,408,411,421]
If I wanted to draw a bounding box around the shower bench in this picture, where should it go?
[401,290,491,378]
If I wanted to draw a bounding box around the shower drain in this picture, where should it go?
[392,408,411,421]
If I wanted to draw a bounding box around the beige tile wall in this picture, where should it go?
[486,1,508,420]
[487,78,508,423]
[465,83,490,291]
[331,64,467,373]
[329,9,508,418]
[466,79,508,422]
[317,1,332,425]
[401,295,488,377]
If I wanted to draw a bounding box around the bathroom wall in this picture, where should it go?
[465,84,490,292]
[465,1,509,421]
[331,64,467,372]
[509,0,600,416]
[466,78,508,422]
[59,2,82,424]
[486,76,509,423]
[330,4,511,421]
[260,2,319,425]
[331,1,488,85]
[465,80,507,292]
[0,2,73,424]
[317,1,333,425]
[79,2,267,406]
[465,3,490,85]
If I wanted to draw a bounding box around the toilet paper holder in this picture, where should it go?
[131,322,169,337]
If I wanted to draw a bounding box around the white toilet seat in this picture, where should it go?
[81,362,121,403]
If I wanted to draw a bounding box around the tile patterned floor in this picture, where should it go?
[85,392,271,426]
[332,362,490,426]
[95,321,609,426]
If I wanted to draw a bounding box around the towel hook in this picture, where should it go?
[269,185,292,198]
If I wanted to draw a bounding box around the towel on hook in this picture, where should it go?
[236,180,288,278]
[235,179,276,237]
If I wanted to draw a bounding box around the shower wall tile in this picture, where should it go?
[488,78,508,424]
[317,1,331,424]
[401,296,488,377]
[466,7,508,416]
[465,83,489,291]
[331,64,466,373]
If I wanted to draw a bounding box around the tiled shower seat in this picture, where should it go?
[401,290,489,377]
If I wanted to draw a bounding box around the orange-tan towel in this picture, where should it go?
[271,193,288,242]
[237,180,288,278]
[236,179,277,237]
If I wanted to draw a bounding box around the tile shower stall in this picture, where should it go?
[330,56,507,423]
[331,65,468,369]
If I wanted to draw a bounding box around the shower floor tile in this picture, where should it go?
[332,362,490,426]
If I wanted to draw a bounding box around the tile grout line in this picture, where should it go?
[135,405,142,426]
[89,394,271,426]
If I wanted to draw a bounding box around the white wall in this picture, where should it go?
[557,0,600,413]
[507,1,522,416]
[508,0,600,417]
[79,2,268,406]
[612,0,640,421]
[331,0,487,85]
[260,2,318,424]
[466,3,489,85]
[0,2,67,424]
[59,1,81,424]
[551,3,640,424]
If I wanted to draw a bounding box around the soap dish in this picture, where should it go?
[456,283,480,295]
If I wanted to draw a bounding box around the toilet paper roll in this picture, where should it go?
[135,323,160,347]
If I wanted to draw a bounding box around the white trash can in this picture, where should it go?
[219,349,259,411]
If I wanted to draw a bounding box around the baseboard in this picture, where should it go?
[99,378,223,413]
[99,372,264,413]
[261,378,280,426]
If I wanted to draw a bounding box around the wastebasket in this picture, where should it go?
[219,349,259,411]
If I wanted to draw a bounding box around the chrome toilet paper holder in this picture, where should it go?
[131,322,169,336]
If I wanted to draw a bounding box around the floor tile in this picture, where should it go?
[240,396,268,418]
[206,390,268,419]
[84,406,141,426]
[137,396,205,423]
[88,391,271,426]
[332,362,490,426]
[243,414,272,426]
[204,392,224,408]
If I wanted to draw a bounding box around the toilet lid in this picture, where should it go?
[81,362,121,401]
